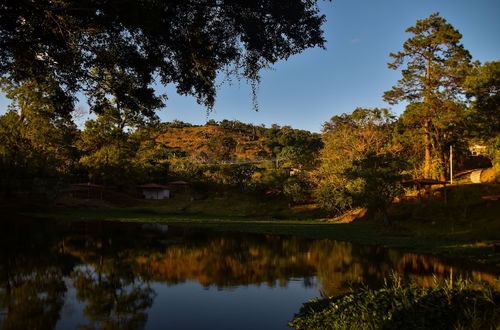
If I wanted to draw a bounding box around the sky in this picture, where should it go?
[1,0,499,132]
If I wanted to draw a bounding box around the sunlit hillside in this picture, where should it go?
[156,125,273,160]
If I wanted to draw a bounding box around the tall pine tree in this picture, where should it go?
[384,13,471,179]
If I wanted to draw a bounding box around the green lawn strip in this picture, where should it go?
[20,207,500,266]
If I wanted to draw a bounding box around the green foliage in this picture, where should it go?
[315,108,396,215]
[345,152,405,224]
[0,0,326,115]
[384,13,472,179]
[0,79,79,195]
[222,164,257,188]
[251,168,290,194]
[169,160,204,182]
[262,124,323,166]
[384,13,471,104]
[290,278,500,330]
[283,175,312,204]
[76,116,181,186]
[203,163,257,188]
[77,115,140,186]
[207,136,237,161]
[205,119,218,126]
[314,179,353,214]
[160,120,198,129]
[464,61,500,167]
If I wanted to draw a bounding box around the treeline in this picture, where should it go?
[315,14,499,221]
[0,13,498,217]
[0,96,321,199]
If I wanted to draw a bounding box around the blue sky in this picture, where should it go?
[1,0,499,132]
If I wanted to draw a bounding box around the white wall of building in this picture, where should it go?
[142,189,170,199]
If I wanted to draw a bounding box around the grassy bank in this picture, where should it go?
[290,276,500,330]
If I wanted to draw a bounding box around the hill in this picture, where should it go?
[153,120,322,165]
[157,125,272,161]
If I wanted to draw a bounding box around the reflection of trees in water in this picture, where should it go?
[0,219,72,330]
[394,254,500,289]
[129,235,499,296]
[72,265,155,330]
[0,268,66,330]
[307,241,500,296]
[62,234,156,330]
[134,235,317,288]
[0,219,157,330]
[306,241,397,296]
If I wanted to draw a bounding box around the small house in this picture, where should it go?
[138,183,171,200]
[167,180,190,191]
[70,183,105,199]
[469,144,487,156]
[283,167,301,176]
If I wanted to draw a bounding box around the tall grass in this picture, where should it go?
[290,274,500,330]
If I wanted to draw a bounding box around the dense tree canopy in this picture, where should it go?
[315,108,396,214]
[0,0,327,117]
[464,61,500,166]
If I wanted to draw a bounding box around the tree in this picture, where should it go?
[394,100,466,179]
[220,163,257,188]
[463,61,500,167]
[315,108,396,214]
[207,136,237,161]
[345,152,405,225]
[384,13,472,179]
[283,175,312,204]
[205,119,218,126]
[1,0,327,117]
[275,128,323,169]
[76,106,142,186]
[0,79,79,195]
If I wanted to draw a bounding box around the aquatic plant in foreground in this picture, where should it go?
[290,275,500,330]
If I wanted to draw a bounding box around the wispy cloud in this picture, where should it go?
[350,38,361,44]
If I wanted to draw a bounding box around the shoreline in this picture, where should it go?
[12,205,500,268]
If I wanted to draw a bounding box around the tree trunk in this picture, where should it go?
[439,150,447,182]
[423,120,432,178]
[381,208,391,226]
[423,57,432,179]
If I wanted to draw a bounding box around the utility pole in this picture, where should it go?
[450,145,453,184]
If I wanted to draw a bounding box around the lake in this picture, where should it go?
[0,217,498,329]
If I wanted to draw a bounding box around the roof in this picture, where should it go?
[71,183,105,188]
[168,180,190,185]
[401,178,449,186]
[137,183,171,189]
[452,169,477,178]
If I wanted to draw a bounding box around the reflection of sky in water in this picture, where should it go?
[1,219,498,330]
[55,275,319,330]
[56,279,86,330]
[147,280,318,330]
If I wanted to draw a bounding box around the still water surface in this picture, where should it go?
[0,218,498,329]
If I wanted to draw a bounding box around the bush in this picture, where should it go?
[290,278,500,330]
[283,177,311,204]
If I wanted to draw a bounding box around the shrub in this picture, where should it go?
[290,278,500,330]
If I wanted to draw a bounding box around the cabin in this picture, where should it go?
[69,183,105,199]
[284,167,301,176]
[138,183,171,200]
[469,144,487,156]
[167,180,190,191]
